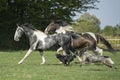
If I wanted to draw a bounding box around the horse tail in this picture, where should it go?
[96,34,116,53]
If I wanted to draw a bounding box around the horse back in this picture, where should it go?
[71,37,89,49]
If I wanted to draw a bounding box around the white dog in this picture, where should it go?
[79,50,117,70]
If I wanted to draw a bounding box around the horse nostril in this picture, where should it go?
[14,37,19,41]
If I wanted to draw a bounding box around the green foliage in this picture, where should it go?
[101,23,120,36]
[73,13,100,33]
[79,13,101,26]
[0,0,99,50]
[0,51,119,80]
[114,24,120,36]
[101,25,115,36]
[6,0,99,25]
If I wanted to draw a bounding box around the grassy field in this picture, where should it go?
[0,50,120,80]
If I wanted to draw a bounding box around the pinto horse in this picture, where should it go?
[14,23,81,65]
[44,20,115,55]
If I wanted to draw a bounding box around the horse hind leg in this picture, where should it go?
[38,49,46,65]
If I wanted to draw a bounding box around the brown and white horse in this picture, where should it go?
[44,20,115,55]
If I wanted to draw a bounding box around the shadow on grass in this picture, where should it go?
[87,68,106,71]
[45,63,76,67]
[45,63,62,65]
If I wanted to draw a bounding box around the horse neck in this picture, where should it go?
[56,26,74,34]
[22,27,34,37]
[47,34,62,43]
[35,29,45,34]
[56,27,66,34]
[48,34,58,40]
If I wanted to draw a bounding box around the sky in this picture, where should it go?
[74,0,120,29]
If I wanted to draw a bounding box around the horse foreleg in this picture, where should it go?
[18,49,33,64]
[38,50,46,65]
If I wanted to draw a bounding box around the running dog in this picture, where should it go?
[79,50,117,70]
[56,54,76,66]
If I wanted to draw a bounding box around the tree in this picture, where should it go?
[102,25,115,36]
[0,0,99,50]
[5,0,99,26]
[74,12,100,33]
[114,24,120,36]
[80,13,101,26]
[0,0,99,30]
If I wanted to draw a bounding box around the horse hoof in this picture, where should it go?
[18,62,22,64]
[59,62,63,64]
[41,62,45,65]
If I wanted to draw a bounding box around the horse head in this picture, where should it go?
[44,20,74,34]
[44,20,60,34]
[14,24,24,41]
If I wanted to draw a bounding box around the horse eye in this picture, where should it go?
[17,29,20,31]
[18,28,22,31]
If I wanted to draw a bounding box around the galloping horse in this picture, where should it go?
[44,20,115,55]
[14,23,81,65]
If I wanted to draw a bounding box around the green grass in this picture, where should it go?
[0,50,120,80]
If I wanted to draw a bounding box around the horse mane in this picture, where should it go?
[53,20,74,32]
[54,20,69,27]
[67,32,81,39]
[22,23,36,30]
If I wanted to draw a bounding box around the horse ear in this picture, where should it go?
[16,23,22,27]
[16,23,19,26]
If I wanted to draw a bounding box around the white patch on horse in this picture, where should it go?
[56,27,66,33]
[56,25,74,34]
[34,30,47,49]
[85,32,97,42]
[95,47,103,56]
[81,33,84,35]
[44,26,48,33]
[62,25,74,31]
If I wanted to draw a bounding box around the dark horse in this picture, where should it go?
[44,20,115,55]
[14,23,81,65]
